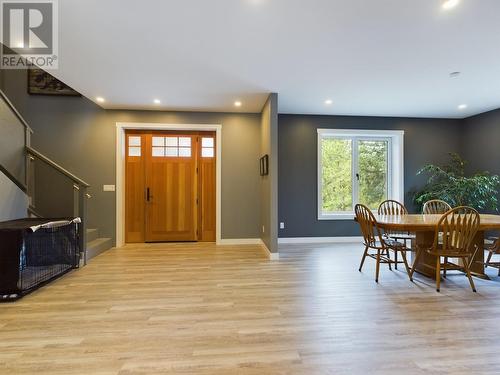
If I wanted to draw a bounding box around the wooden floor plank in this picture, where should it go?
[1,242,500,374]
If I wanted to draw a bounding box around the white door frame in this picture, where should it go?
[115,122,222,247]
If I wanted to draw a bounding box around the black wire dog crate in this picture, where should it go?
[0,218,80,301]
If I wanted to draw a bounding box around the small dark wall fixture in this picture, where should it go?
[260,154,269,176]
[28,67,81,96]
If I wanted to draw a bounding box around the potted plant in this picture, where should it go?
[413,153,500,212]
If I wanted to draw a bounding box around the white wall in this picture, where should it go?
[0,170,28,221]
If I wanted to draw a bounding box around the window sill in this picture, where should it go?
[318,213,356,221]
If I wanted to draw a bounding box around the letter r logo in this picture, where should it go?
[1,1,54,54]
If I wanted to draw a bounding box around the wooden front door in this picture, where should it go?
[125,130,216,243]
[145,133,197,241]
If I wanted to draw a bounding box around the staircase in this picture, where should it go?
[86,228,113,260]
[0,89,112,265]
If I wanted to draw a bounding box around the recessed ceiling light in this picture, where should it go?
[234,101,242,107]
[325,99,333,105]
[449,71,461,78]
[442,0,459,10]
[153,99,161,104]
[458,104,468,110]
[96,97,105,103]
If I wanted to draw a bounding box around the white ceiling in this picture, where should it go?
[56,0,500,118]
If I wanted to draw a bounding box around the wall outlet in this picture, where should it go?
[103,185,115,192]
[280,222,285,229]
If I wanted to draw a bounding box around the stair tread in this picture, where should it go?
[86,228,99,243]
[87,237,112,248]
[86,237,113,261]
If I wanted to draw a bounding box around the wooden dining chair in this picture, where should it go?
[378,200,408,216]
[485,237,500,276]
[423,199,452,215]
[377,200,415,269]
[355,204,412,282]
[410,206,480,292]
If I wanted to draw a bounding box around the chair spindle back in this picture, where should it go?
[434,206,480,254]
[423,200,452,215]
[355,204,384,247]
[378,200,408,216]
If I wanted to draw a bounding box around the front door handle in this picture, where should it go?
[146,187,151,202]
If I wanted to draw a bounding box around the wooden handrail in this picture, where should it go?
[26,146,90,188]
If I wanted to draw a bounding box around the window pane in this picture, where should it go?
[321,138,352,212]
[165,137,178,147]
[129,136,141,146]
[152,147,164,157]
[152,136,165,147]
[178,137,191,147]
[358,140,388,210]
[165,147,178,157]
[202,147,214,158]
[128,146,141,157]
[179,147,191,157]
[202,137,214,148]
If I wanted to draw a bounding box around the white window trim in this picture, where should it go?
[317,129,404,220]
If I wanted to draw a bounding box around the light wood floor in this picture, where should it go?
[2,242,500,374]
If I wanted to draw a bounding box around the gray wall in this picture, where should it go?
[260,94,278,253]
[0,90,27,185]
[4,65,497,242]
[0,170,28,221]
[110,110,262,240]
[463,108,500,175]
[1,68,262,243]
[278,114,464,238]
[463,108,500,212]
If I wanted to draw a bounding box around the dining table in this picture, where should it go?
[373,213,500,280]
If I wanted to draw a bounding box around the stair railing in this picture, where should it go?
[1,88,91,265]
[26,146,91,265]
[0,89,33,189]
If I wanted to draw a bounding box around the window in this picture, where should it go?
[128,136,141,157]
[318,129,404,220]
[152,136,191,157]
[201,137,214,158]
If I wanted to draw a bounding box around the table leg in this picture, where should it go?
[469,231,488,280]
[411,230,488,280]
[412,231,437,279]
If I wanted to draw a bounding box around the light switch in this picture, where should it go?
[103,185,115,192]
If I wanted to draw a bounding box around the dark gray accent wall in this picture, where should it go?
[278,114,464,238]
[1,68,262,243]
[463,108,500,175]
[463,108,500,211]
[260,94,278,253]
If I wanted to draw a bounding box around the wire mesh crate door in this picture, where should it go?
[19,222,79,291]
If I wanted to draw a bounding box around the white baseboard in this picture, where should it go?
[268,252,279,260]
[218,238,280,260]
[278,236,363,244]
[261,242,280,260]
[217,238,264,245]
